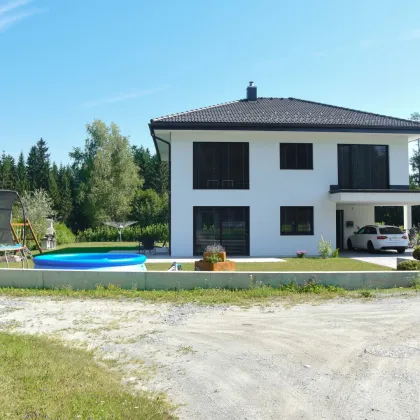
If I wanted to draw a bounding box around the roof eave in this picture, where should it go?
[149,121,420,135]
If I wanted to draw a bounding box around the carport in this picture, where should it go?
[329,189,420,249]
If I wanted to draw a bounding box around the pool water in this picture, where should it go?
[33,253,147,271]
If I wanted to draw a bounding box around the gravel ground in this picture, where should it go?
[1,296,420,420]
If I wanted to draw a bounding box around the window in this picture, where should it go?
[338,145,389,189]
[193,207,250,255]
[280,143,313,169]
[193,142,249,189]
[280,206,314,235]
[365,227,377,234]
[379,226,403,235]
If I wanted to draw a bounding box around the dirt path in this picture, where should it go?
[1,296,420,420]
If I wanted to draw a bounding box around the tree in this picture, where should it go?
[409,113,420,187]
[132,146,169,194]
[26,145,38,191]
[70,120,142,226]
[57,165,73,222]
[26,139,50,190]
[48,163,61,211]
[35,138,50,190]
[21,189,55,238]
[0,152,16,190]
[130,189,168,226]
[16,151,29,194]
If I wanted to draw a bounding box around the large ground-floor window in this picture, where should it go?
[193,206,250,256]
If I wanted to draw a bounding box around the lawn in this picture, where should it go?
[147,258,391,272]
[0,332,174,419]
[1,242,390,271]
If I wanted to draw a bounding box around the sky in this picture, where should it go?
[1,0,420,165]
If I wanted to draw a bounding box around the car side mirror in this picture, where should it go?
[353,231,357,235]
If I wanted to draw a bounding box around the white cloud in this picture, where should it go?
[84,87,167,109]
[0,0,32,15]
[0,0,44,33]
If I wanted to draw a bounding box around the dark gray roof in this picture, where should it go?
[150,97,420,132]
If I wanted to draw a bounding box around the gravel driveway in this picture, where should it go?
[1,296,420,420]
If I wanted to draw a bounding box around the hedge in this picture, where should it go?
[76,223,169,243]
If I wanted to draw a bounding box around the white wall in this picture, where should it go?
[157,130,409,256]
[336,204,376,248]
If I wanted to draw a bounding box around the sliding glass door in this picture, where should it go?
[338,144,389,189]
[193,207,250,255]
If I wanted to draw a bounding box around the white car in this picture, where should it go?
[347,225,408,254]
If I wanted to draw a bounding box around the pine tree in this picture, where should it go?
[57,164,73,222]
[36,138,50,190]
[0,152,16,190]
[48,163,61,212]
[26,145,38,191]
[16,151,29,194]
[26,139,51,191]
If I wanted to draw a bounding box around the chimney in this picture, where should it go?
[246,81,257,101]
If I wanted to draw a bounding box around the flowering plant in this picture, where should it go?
[296,250,306,258]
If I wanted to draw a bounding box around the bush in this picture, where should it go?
[317,236,332,259]
[54,223,75,246]
[204,253,222,263]
[413,246,420,261]
[331,248,339,258]
[397,260,420,271]
[76,223,169,244]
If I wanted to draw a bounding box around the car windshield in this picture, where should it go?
[379,227,403,234]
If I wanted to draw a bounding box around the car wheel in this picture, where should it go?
[397,247,406,254]
[367,241,375,254]
[347,239,353,251]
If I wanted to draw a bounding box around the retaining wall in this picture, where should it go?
[0,269,418,290]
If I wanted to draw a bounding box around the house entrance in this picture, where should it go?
[336,210,344,250]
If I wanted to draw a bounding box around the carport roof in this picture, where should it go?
[329,189,420,205]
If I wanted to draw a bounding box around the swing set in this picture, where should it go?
[0,190,41,269]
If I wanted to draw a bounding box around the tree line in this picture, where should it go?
[0,120,168,233]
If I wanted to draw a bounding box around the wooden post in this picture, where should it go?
[10,220,42,254]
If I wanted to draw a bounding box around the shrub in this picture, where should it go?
[296,250,306,258]
[204,253,222,263]
[413,246,420,261]
[317,236,332,259]
[76,223,168,243]
[397,260,420,271]
[411,275,420,289]
[54,223,75,246]
[331,248,339,258]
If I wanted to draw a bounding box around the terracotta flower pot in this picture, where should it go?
[195,260,235,271]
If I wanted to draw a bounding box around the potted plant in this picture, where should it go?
[195,247,235,271]
[203,244,226,262]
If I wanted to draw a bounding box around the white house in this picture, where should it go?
[150,82,420,257]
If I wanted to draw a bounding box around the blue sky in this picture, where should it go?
[1,0,420,164]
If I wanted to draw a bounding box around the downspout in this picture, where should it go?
[149,124,171,256]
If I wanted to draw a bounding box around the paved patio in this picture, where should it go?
[341,249,414,269]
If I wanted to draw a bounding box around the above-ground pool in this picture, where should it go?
[34,253,147,271]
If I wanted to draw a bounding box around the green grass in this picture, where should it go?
[0,332,175,419]
[147,258,391,272]
[1,242,390,271]
[0,282,417,305]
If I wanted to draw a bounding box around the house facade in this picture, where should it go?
[150,83,420,257]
